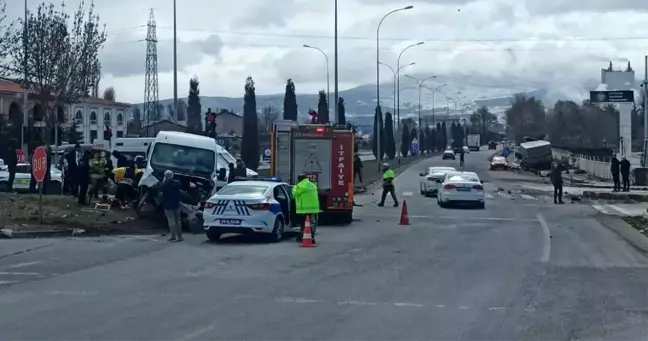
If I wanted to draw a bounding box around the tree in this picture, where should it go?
[400,125,410,157]
[0,0,16,77]
[128,106,142,135]
[425,126,432,153]
[186,77,202,134]
[338,97,346,125]
[259,106,279,133]
[436,123,443,151]
[241,76,260,170]
[384,112,396,159]
[177,99,187,121]
[441,122,448,149]
[317,90,329,124]
[103,87,115,101]
[419,129,426,154]
[283,79,298,121]
[505,94,546,143]
[65,120,83,144]
[470,106,497,141]
[12,2,105,134]
[371,106,384,159]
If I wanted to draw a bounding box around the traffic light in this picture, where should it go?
[205,108,216,137]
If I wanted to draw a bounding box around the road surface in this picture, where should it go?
[0,148,646,340]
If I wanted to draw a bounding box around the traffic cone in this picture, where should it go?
[300,215,316,248]
[399,200,410,225]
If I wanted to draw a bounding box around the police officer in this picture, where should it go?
[620,156,631,192]
[610,154,620,192]
[550,163,564,204]
[292,173,320,244]
[89,150,107,200]
[378,163,399,207]
[459,149,465,167]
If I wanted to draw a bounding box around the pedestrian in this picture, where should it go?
[354,153,363,184]
[77,151,91,205]
[65,144,80,195]
[459,149,465,167]
[4,141,17,192]
[620,156,631,192]
[227,162,236,183]
[610,154,620,192]
[160,170,182,242]
[378,162,399,207]
[235,159,247,178]
[112,150,128,168]
[88,150,107,200]
[550,163,564,204]
[292,173,320,244]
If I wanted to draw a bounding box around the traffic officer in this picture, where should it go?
[377,163,399,207]
[292,173,320,244]
[88,150,107,200]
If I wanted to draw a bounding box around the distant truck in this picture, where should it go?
[467,134,481,151]
[519,140,553,170]
[270,120,355,224]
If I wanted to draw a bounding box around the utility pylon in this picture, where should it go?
[143,9,159,137]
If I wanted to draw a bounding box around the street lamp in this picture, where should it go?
[334,0,339,125]
[379,61,415,129]
[376,5,413,170]
[173,0,178,122]
[404,75,437,128]
[430,84,446,125]
[303,44,330,117]
[21,0,28,152]
[396,42,424,135]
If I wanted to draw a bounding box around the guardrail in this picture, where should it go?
[552,148,642,181]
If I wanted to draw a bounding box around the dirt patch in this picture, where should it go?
[0,193,161,235]
[622,216,648,237]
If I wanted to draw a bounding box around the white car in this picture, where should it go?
[0,159,6,171]
[0,163,63,193]
[419,166,457,196]
[462,146,470,154]
[437,171,485,209]
[442,149,456,160]
[202,180,299,243]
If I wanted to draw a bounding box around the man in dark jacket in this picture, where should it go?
[227,163,236,183]
[65,144,80,195]
[235,159,247,178]
[77,151,91,204]
[550,163,564,204]
[160,170,183,242]
[620,156,631,192]
[111,150,128,168]
[610,155,620,192]
[354,153,363,184]
[4,142,17,192]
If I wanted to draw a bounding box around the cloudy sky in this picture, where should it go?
[6,0,648,104]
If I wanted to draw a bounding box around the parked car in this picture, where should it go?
[490,156,508,170]
[0,163,63,193]
[442,150,456,160]
[437,171,485,209]
[0,158,5,171]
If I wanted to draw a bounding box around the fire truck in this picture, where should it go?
[270,120,355,224]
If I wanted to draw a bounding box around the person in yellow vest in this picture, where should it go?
[292,173,320,244]
[88,150,107,200]
[377,163,399,207]
[112,163,136,207]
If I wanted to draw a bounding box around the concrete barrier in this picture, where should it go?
[552,148,641,181]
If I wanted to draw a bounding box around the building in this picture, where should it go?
[0,79,131,145]
[140,119,187,137]
[214,109,243,136]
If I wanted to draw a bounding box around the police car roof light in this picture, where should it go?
[233,176,282,182]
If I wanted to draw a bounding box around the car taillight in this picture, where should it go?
[443,184,455,190]
[203,202,215,209]
[473,184,484,190]
[248,203,270,210]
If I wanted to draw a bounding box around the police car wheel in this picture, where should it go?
[206,228,221,242]
[270,218,284,242]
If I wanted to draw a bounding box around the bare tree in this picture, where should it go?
[103,86,115,101]
[0,0,16,76]
[259,105,279,133]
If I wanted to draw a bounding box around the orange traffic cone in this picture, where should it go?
[300,215,316,248]
[399,200,410,225]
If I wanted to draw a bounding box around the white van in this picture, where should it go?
[113,137,154,161]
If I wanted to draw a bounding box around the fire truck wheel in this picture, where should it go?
[340,211,353,225]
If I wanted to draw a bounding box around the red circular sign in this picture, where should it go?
[31,146,48,182]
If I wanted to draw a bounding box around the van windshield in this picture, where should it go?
[150,143,215,176]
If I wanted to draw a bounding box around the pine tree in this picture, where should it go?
[441,122,447,149]
[384,112,395,159]
[186,77,202,134]
[371,106,384,159]
[436,122,443,150]
[400,125,410,157]
[128,106,142,135]
[317,90,329,124]
[338,97,346,125]
[419,129,426,154]
[425,126,432,153]
[283,78,298,121]
[66,121,83,144]
[241,76,260,170]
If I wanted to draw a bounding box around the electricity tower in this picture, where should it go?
[143,9,159,137]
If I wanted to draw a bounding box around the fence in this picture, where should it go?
[552,148,612,180]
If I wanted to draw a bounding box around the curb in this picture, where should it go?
[6,228,164,239]
[582,191,648,202]
[597,215,648,254]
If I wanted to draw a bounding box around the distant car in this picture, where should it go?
[488,141,497,150]
[0,163,62,193]
[202,180,300,243]
[437,171,485,209]
[442,150,456,160]
[419,166,457,196]
[490,156,508,170]
[462,146,470,154]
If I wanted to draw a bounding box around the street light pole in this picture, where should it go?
[376,5,413,171]
[334,0,339,124]
[172,0,178,123]
[430,84,446,125]
[404,75,437,128]
[379,61,414,129]
[303,44,330,119]
[21,0,28,153]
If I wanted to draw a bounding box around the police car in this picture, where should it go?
[202,179,298,243]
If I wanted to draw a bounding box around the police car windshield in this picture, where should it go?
[150,143,215,176]
[218,184,269,195]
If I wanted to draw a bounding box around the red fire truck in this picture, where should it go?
[270,120,354,224]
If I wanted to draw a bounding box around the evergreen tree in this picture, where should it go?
[128,106,142,135]
[428,127,435,153]
[66,121,83,144]
[283,78,298,121]
[241,76,260,170]
[317,90,329,124]
[441,122,447,148]
[186,77,202,134]
[410,128,418,155]
[371,106,384,160]
[419,129,426,154]
[384,112,396,159]
[338,97,346,125]
[436,123,442,151]
[400,125,410,157]
[456,124,465,146]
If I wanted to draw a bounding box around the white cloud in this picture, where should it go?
[5,0,648,104]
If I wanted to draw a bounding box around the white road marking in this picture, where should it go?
[8,261,42,268]
[592,204,612,215]
[402,191,413,196]
[536,213,552,262]
[607,204,634,216]
[0,281,20,285]
[356,213,539,222]
[0,272,42,276]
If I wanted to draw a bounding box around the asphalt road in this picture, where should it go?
[0,148,647,340]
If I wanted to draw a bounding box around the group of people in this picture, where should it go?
[610,155,631,192]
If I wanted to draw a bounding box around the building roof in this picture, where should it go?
[214,110,242,118]
[0,78,130,107]
[141,119,187,128]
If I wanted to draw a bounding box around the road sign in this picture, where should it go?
[31,146,47,182]
[589,90,634,103]
[263,148,271,161]
[16,149,26,163]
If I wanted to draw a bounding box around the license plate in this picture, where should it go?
[456,187,470,191]
[219,219,241,225]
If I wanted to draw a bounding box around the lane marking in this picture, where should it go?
[0,272,42,276]
[8,261,42,268]
[356,213,539,222]
[0,280,20,285]
[608,204,634,217]
[402,191,413,196]
[536,213,552,262]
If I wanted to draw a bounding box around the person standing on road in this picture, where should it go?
[378,163,399,207]
[160,170,183,242]
[610,155,620,192]
[354,153,363,184]
[550,163,564,204]
[620,156,631,192]
[459,149,465,167]
[292,173,319,244]
[4,141,17,192]
[227,163,236,183]
[77,151,91,205]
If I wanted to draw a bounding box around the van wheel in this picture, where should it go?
[270,217,284,242]
[206,228,221,242]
